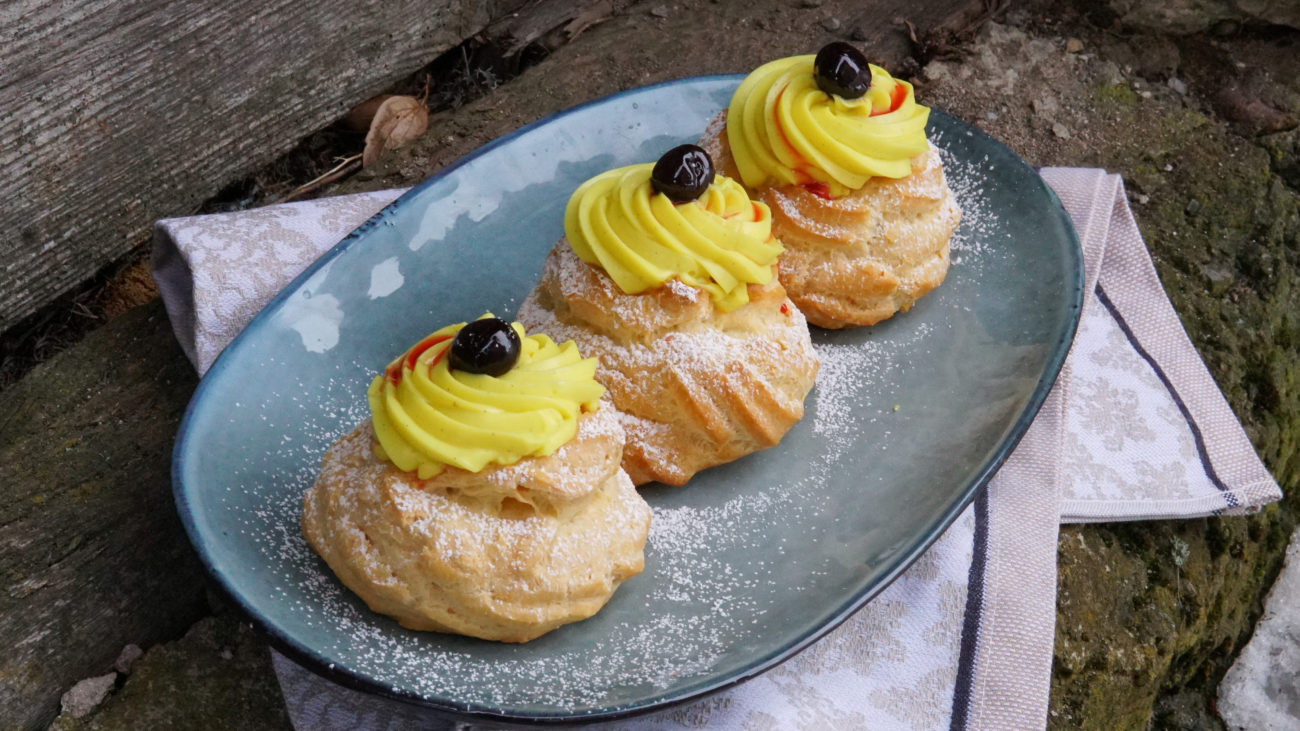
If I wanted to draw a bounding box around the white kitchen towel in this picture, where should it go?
[154,167,1280,730]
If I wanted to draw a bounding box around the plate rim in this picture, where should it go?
[173,73,1085,725]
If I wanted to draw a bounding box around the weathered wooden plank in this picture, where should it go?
[0,302,203,730]
[0,0,536,332]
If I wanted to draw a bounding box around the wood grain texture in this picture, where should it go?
[0,302,202,729]
[0,0,530,332]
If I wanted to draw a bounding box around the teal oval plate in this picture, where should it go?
[174,76,1082,724]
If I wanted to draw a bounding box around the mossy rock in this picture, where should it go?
[49,614,290,731]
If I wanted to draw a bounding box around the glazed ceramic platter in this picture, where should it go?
[174,76,1083,724]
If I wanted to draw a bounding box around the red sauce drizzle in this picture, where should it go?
[424,348,449,378]
[801,182,834,200]
[871,82,908,117]
[386,333,452,384]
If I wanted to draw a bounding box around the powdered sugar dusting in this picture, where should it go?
[214,134,1008,713]
[930,129,1004,266]
[665,278,701,301]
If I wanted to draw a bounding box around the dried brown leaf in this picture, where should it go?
[343,94,393,132]
[363,96,429,168]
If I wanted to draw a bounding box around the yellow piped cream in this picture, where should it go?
[564,165,782,312]
[367,317,604,479]
[727,55,931,197]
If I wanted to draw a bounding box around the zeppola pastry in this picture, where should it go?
[701,42,961,328]
[302,316,650,643]
[519,145,819,486]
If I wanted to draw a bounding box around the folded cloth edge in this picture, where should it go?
[151,223,200,368]
[1039,168,1281,521]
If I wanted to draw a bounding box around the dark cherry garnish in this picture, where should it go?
[814,42,871,100]
[651,144,714,202]
[449,318,521,376]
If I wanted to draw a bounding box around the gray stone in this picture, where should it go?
[1219,525,1300,730]
[113,646,142,676]
[60,674,117,719]
[1033,95,1060,115]
[1202,264,1235,296]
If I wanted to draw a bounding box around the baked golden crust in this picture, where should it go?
[301,407,649,643]
[701,112,961,329]
[518,244,819,486]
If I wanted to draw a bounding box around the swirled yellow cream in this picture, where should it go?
[564,165,782,312]
[727,55,930,197]
[367,317,604,479]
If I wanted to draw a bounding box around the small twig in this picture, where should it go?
[904,18,919,44]
[69,301,100,321]
[461,45,474,88]
[284,154,362,201]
